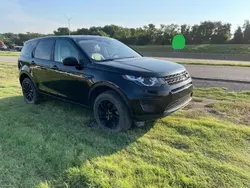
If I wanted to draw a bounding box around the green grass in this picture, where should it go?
[132,44,250,54]
[0,51,20,56]
[1,62,250,187]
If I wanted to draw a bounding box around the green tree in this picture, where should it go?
[54,27,70,35]
[181,24,191,44]
[73,28,89,35]
[190,25,202,44]
[199,21,216,43]
[0,34,9,45]
[88,26,108,36]
[211,22,231,44]
[15,33,44,45]
[102,25,118,37]
[1,33,19,45]
[232,26,243,44]
[2,21,250,45]
[0,35,6,47]
[243,20,250,43]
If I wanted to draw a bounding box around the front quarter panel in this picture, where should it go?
[88,67,128,97]
[88,66,193,118]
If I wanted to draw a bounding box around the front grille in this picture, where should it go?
[165,94,191,112]
[164,71,190,85]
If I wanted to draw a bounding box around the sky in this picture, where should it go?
[0,0,249,34]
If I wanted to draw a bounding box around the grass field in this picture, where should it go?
[0,51,20,56]
[132,44,250,54]
[1,62,250,187]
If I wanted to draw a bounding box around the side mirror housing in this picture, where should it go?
[62,57,79,66]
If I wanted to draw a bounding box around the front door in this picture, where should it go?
[49,39,91,105]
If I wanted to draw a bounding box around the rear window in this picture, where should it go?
[34,39,54,60]
[20,40,38,57]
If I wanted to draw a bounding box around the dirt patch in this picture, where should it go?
[211,102,250,126]
[182,98,216,118]
[184,98,250,126]
[186,97,215,110]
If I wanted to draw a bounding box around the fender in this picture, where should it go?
[19,66,38,90]
[19,64,31,80]
[88,81,130,107]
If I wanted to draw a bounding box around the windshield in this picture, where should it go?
[77,38,141,61]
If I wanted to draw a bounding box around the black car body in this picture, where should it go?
[18,35,193,132]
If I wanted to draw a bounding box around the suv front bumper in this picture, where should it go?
[134,93,192,120]
[125,78,193,121]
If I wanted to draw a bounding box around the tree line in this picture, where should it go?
[1,20,250,46]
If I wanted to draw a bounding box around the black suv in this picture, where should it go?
[18,36,193,132]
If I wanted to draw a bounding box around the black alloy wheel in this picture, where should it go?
[93,90,132,132]
[23,81,34,102]
[21,78,39,104]
[97,100,120,129]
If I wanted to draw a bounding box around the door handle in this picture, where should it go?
[82,75,93,79]
[50,65,59,70]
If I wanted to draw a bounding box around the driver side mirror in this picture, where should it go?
[62,57,79,66]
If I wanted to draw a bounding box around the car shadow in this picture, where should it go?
[0,95,155,187]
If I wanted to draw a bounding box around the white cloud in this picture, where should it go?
[0,0,62,33]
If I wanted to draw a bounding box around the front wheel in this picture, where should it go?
[93,90,132,132]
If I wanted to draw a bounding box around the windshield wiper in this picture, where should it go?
[97,56,137,62]
[97,58,116,62]
[115,56,137,60]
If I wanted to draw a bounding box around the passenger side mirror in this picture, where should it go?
[62,57,79,66]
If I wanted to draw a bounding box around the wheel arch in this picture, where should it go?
[88,82,132,114]
[19,71,38,90]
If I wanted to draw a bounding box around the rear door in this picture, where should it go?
[32,38,58,94]
[18,40,38,72]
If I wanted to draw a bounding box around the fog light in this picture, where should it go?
[140,98,157,113]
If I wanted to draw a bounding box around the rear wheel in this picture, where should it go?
[21,78,40,104]
[93,90,132,132]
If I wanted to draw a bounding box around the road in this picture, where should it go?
[1,56,250,90]
[0,56,17,63]
[160,57,250,83]
[193,79,250,91]
[184,64,250,83]
[159,57,250,65]
[141,51,250,61]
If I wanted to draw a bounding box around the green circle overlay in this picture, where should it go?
[172,34,186,50]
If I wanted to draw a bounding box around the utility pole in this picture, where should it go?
[65,15,72,35]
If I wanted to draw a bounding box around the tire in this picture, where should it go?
[21,77,40,104]
[93,90,132,132]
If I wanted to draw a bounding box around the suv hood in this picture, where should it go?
[94,57,185,77]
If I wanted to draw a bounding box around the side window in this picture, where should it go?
[34,39,54,60]
[54,39,79,63]
[20,40,38,57]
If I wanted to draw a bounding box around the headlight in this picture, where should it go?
[122,75,163,87]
